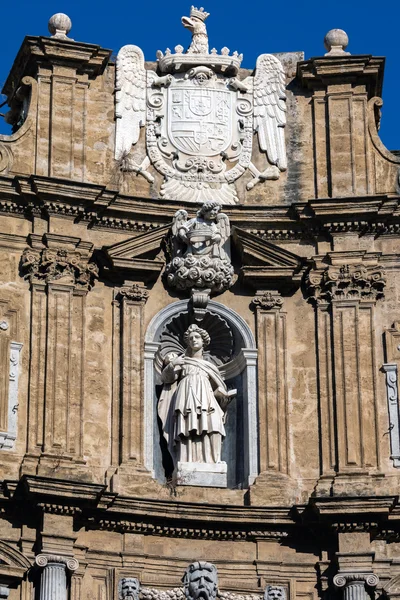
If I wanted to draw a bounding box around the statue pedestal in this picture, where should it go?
[176,462,227,488]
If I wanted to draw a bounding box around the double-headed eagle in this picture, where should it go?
[115,7,287,203]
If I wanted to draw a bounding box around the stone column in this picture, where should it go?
[334,573,379,600]
[35,555,78,600]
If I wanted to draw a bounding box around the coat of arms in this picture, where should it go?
[115,7,287,204]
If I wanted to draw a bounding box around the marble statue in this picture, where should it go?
[119,579,141,600]
[115,8,287,203]
[158,324,236,468]
[165,201,234,296]
[182,561,218,600]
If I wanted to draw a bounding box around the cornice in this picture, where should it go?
[296,54,385,98]
[0,175,399,240]
[2,36,112,100]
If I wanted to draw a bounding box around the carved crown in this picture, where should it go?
[190,6,210,21]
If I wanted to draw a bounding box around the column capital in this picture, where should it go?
[333,573,379,589]
[35,554,79,572]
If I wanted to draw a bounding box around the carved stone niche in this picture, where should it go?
[144,299,258,488]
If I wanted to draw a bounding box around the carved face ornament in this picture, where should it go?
[120,578,140,600]
[187,566,216,600]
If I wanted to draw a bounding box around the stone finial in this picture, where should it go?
[48,13,73,40]
[324,29,350,56]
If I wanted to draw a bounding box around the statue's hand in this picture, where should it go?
[172,356,185,367]
[211,233,222,244]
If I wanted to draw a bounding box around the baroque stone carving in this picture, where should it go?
[306,264,386,304]
[165,201,234,300]
[252,292,284,311]
[264,588,286,600]
[115,8,287,203]
[118,284,149,303]
[182,562,218,600]
[382,364,400,467]
[21,247,98,290]
[141,589,261,600]
[158,324,236,484]
[119,578,141,600]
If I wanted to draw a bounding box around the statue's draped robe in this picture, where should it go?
[158,356,227,464]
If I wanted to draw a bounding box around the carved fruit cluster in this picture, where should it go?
[165,253,234,293]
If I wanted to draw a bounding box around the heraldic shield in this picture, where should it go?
[115,7,288,204]
[167,85,232,157]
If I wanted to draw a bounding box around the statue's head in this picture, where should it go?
[197,201,221,221]
[265,587,286,600]
[182,561,218,600]
[183,325,210,351]
[119,578,140,600]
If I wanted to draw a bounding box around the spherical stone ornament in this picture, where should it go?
[48,13,72,39]
[324,29,350,56]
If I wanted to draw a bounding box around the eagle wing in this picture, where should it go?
[115,45,146,161]
[253,54,287,171]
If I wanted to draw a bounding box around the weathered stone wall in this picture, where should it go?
[0,15,400,600]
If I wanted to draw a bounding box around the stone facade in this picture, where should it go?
[0,9,400,600]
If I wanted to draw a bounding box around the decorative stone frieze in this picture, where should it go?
[306,264,386,304]
[21,247,98,291]
[141,590,262,600]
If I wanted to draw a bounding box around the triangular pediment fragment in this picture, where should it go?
[232,227,306,291]
[102,224,169,282]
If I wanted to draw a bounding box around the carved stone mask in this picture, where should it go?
[119,578,140,600]
[265,586,286,600]
[183,562,218,600]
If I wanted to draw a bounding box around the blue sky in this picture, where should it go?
[1,0,399,151]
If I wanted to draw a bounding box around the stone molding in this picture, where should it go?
[306,263,386,304]
[35,554,79,572]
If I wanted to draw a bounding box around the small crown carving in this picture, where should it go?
[190,6,210,21]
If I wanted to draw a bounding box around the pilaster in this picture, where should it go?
[250,291,296,504]
[110,283,156,494]
[20,233,98,476]
[297,55,385,198]
[306,252,386,494]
